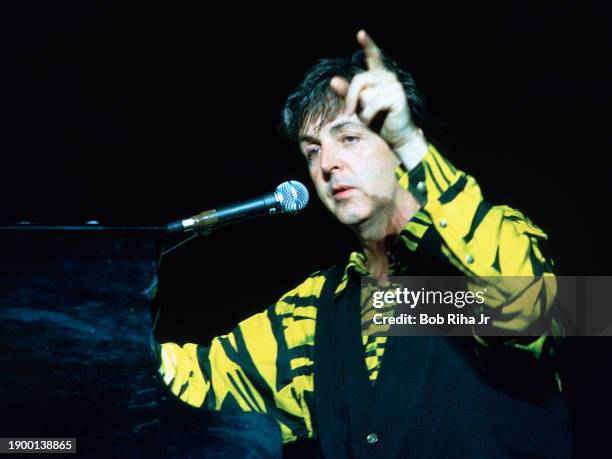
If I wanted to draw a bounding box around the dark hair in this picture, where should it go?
[280,50,427,144]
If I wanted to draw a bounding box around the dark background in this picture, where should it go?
[1,1,610,456]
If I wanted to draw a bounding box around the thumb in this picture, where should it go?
[329,76,349,97]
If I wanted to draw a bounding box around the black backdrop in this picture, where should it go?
[2,1,610,456]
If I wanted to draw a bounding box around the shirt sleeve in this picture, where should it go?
[397,143,561,358]
[157,272,326,443]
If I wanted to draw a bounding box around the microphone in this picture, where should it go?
[165,180,309,233]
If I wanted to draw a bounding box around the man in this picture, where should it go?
[157,31,570,457]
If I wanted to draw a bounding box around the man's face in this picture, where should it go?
[299,113,401,227]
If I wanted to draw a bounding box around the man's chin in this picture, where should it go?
[335,209,370,227]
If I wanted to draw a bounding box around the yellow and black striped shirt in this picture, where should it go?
[158,144,559,443]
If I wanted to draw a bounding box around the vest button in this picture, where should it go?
[366,433,379,445]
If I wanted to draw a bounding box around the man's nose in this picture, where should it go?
[320,144,342,176]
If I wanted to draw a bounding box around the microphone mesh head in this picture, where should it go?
[276,181,309,214]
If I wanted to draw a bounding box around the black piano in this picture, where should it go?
[0,228,282,458]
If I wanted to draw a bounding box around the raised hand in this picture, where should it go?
[329,30,418,152]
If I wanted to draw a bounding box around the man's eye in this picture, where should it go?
[306,147,320,158]
[342,135,360,144]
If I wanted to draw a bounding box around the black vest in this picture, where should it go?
[312,231,572,458]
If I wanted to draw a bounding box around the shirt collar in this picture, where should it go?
[333,208,433,298]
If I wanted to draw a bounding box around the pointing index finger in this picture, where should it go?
[357,30,383,70]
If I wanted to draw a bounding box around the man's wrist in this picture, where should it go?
[394,128,428,171]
